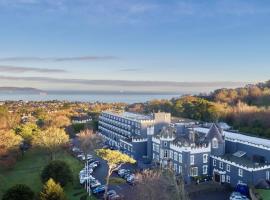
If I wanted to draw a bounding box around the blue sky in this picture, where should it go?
[0,0,270,91]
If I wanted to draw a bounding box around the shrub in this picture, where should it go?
[41,160,73,187]
[40,178,67,200]
[2,184,35,200]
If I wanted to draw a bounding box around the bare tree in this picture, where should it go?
[130,168,189,200]
[77,129,102,160]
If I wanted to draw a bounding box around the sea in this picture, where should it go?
[0,92,182,103]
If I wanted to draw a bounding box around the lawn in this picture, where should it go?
[0,149,96,200]
[257,189,270,200]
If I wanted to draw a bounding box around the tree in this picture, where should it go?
[96,149,136,199]
[0,130,22,156]
[130,168,188,200]
[2,184,35,200]
[40,178,67,200]
[15,122,40,144]
[77,129,102,162]
[41,160,73,187]
[33,127,69,160]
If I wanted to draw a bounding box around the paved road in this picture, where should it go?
[190,191,231,200]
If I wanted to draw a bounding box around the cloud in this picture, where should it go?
[0,65,67,73]
[117,68,143,72]
[0,75,247,88]
[0,56,118,62]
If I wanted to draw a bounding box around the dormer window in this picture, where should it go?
[212,138,218,148]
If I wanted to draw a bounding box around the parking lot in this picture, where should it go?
[71,143,137,200]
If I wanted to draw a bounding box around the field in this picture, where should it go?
[257,189,270,200]
[0,149,95,200]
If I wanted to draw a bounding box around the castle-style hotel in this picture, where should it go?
[98,111,270,187]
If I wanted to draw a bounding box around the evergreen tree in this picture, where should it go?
[40,179,67,200]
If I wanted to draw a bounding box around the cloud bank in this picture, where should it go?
[0,65,67,73]
[0,56,118,62]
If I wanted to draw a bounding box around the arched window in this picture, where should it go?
[212,138,218,148]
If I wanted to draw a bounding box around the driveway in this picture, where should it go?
[186,182,232,200]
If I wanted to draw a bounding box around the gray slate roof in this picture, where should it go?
[204,123,224,143]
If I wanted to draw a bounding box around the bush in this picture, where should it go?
[41,160,73,187]
[2,184,35,200]
[40,178,67,200]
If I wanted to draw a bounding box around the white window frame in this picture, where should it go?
[213,159,216,166]
[190,155,195,165]
[238,168,243,177]
[212,138,218,148]
[174,163,178,172]
[179,165,182,174]
[174,152,178,161]
[164,150,168,158]
[226,164,230,172]
[190,167,198,177]
[203,165,208,175]
[226,175,230,183]
[203,154,208,164]
[170,151,174,159]
[266,171,270,180]
[179,154,182,163]
[219,161,223,169]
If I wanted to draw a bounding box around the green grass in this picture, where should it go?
[0,149,96,200]
[257,189,270,200]
[109,177,126,185]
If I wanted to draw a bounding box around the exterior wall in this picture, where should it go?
[225,140,270,162]
[132,141,148,160]
[211,156,270,187]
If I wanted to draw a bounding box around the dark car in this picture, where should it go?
[92,185,105,194]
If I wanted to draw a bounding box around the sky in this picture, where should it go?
[0,0,270,92]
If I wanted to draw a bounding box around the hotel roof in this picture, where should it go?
[194,126,270,149]
[103,111,153,121]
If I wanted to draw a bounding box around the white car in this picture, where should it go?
[80,175,95,184]
[230,192,249,200]
[90,180,101,188]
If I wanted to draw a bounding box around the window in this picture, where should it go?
[174,164,177,172]
[179,166,182,174]
[174,152,178,161]
[203,165,208,175]
[164,150,168,158]
[266,171,270,180]
[226,175,231,183]
[212,138,218,148]
[203,154,208,163]
[164,141,167,147]
[170,151,174,159]
[238,169,243,177]
[179,154,182,163]
[190,155,195,165]
[219,162,223,169]
[213,159,216,166]
[226,164,230,172]
[190,167,198,177]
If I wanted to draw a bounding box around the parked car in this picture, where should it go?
[229,192,249,200]
[90,179,101,188]
[92,185,106,194]
[107,190,121,200]
[118,169,131,178]
[72,147,81,153]
[80,175,95,184]
[235,183,249,197]
[126,174,135,184]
